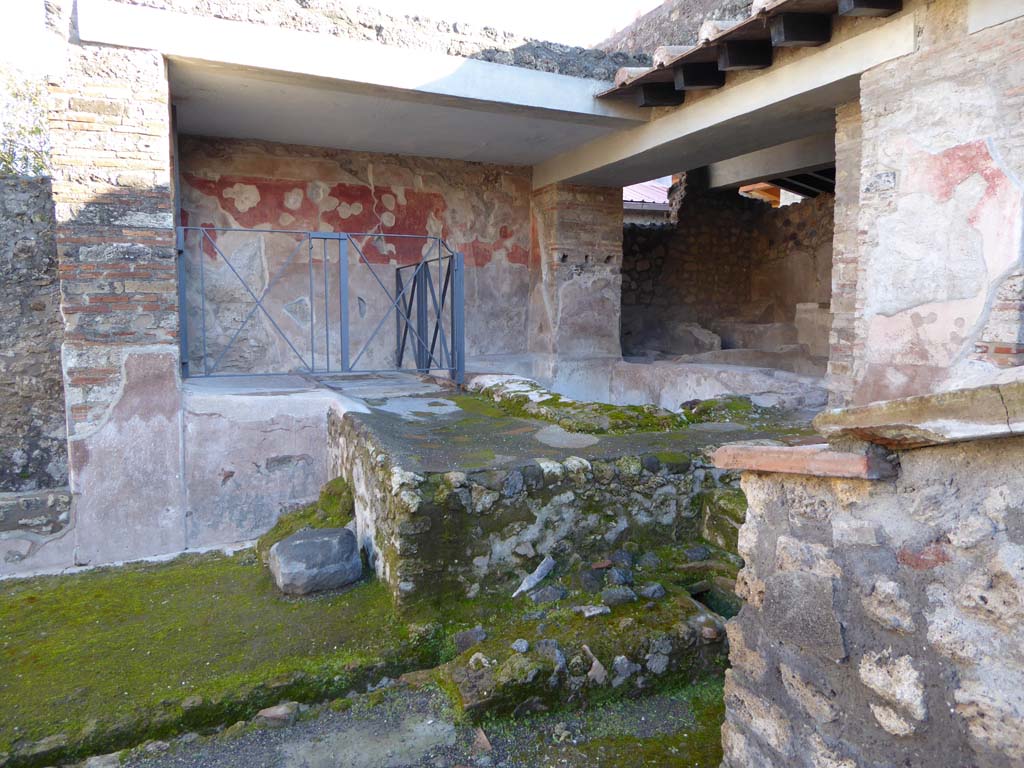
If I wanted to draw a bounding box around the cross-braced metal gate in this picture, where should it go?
[176,227,465,383]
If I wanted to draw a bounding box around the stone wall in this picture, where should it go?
[621,189,834,355]
[0,177,66,492]
[722,435,1024,767]
[109,0,646,79]
[846,2,1024,404]
[179,136,532,373]
[329,406,742,603]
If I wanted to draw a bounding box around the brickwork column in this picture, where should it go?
[825,100,863,407]
[527,183,623,364]
[46,39,185,565]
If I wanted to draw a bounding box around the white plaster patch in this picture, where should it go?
[337,202,363,219]
[223,183,261,213]
[381,211,396,228]
[381,193,396,211]
[284,187,304,211]
[864,180,988,318]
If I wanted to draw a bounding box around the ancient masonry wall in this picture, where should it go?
[0,176,71,552]
[528,184,623,369]
[825,100,863,407]
[621,189,834,350]
[35,32,183,570]
[329,408,742,603]
[0,177,66,492]
[722,435,1024,768]
[179,136,533,373]
[845,2,1024,404]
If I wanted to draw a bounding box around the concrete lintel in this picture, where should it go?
[712,442,897,479]
[968,0,1024,34]
[75,0,647,128]
[813,380,1024,449]
[708,134,835,189]
[532,13,915,189]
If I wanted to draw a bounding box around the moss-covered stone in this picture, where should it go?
[255,477,354,563]
[693,487,748,555]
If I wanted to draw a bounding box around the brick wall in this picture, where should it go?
[621,188,834,354]
[0,177,66,492]
[47,43,177,435]
[826,100,863,406]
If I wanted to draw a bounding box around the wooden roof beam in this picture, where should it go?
[673,62,726,90]
[718,41,773,71]
[838,0,902,18]
[634,83,685,108]
[769,13,832,47]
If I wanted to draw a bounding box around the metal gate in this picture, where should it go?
[176,227,465,383]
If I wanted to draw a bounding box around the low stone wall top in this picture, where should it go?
[723,434,1024,767]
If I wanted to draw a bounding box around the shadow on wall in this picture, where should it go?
[0,175,66,493]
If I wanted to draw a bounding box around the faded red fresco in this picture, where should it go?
[904,139,1016,227]
[182,173,527,267]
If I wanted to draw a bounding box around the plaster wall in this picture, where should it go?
[723,436,1024,767]
[847,2,1024,404]
[179,136,532,374]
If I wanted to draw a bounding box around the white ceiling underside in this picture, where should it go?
[169,59,622,167]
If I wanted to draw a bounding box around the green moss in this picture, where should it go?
[0,551,445,767]
[693,487,748,555]
[255,477,354,562]
[466,385,690,435]
[448,394,507,419]
[561,678,725,766]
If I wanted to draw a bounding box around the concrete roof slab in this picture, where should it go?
[75,0,649,167]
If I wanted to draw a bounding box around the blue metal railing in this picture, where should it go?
[176,226,465,384]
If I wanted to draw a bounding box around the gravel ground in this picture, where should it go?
[118,682,723,768]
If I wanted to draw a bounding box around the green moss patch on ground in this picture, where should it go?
[458,384,690,435]
[255,477,355,562]
[0,551,446,766]
[0,533,741,766]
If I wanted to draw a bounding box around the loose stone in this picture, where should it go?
[511,638,530,653]
[454,625,488,653]
[601,586,638,606]
[579,568,605,593]
[607,567,634,585]
[529,584,568,604]
[639,582,667,599]
[255,702,298,728]
[684,545,711,562]
[512,555,556,597]
[573,604,611,618]
[637,552,661,570]
[610,550,635,568]
[268,528,363,596]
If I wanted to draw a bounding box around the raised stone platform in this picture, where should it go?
[323,373,815,603]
